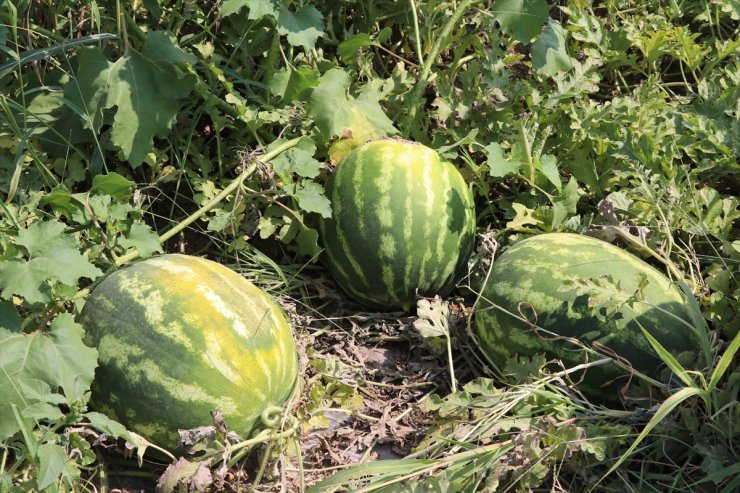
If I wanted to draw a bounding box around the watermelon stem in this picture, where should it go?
[407,0,424,67]
[517,120,535,184]
[224,414,300,468]
[111,137,304,268]
[70,138,304,305]
[402,0,480,139]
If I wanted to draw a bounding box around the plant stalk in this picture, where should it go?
[446,333,457,393]
[408,0,424,66]
[114,137,303,268]
[402,0,479,137]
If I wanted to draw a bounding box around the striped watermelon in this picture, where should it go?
[80,254,298,447]
[475,233,706,401]
[319,139,477,311]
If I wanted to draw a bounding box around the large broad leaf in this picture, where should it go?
[64,47,111,135]
[532,18,573,75]
[308,68,397,144]
[492,0,549,43]
[118,222,163,259]
[221,0,324,50]
[106,32,196,166]
[221,0,279,19]
[284,181,331,218]
[23,49,109,156]
[277,4,324,50]
[90,172,136,200]
[0,314,98,441]
[337,29,391,63]
[269,66,320,102]
[0,301,22,331]
[62,32,196,168]
[486,142,522,177]
[0,221,102,304]
[84,411,175,464]
[36,442,69,490]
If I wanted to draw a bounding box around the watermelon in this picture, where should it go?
[475,233,706,401]
[319,139,476,311]
[80,254,298,447]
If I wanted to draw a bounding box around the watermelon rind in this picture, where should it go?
[80,254,299,447]
[475,233,706,401]
[319,139,477,311]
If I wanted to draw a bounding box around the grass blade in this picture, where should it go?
[708,329,740,392]
[306,459,437,493]
[0,33,118,79]
[639,324,696,388]
[596,386,703,488]
[691,462,740,488]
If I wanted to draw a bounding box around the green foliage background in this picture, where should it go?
[0,0,737,491]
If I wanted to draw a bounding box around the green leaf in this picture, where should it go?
[145,31,197,65]
[337,29,391,62]
[84,412,175,464]
[270,138,321,180]
[708,329,740,392]
[503,354,548,383]
[306,459,437,493]
[277,3,324,50]
[296,226,321,257]
[0,33,119,80]
[206,209,233,232]
[22,402,65,421]
[221,0,278,19]
[493,0,549,43]
[288,181,331,218]
[84,412,131,438]
[143,0,162,20]
[11,402,39,457]
[639,323,695,387]
[19,222,103,285]
[0,260,51,304]
[257,214,281,239]
[413,297,450,339]
[486,142,521,177]
[36,442,68,490]
[220,0,247,17]
[550,177,580,229]
[269,66,319,102]
[105,34,196,166]
[0,221,102,303]
[536,154,562,191]
[598,386,704,486]
[338,33,375,62]
[90,172,135,199]
[309,68,397,143]
[118,223,163,258]
[532,18,572,75]
[0,314,98,440]
[63,46,117,138]
[0,301,22,332]
[65,36,196,168]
